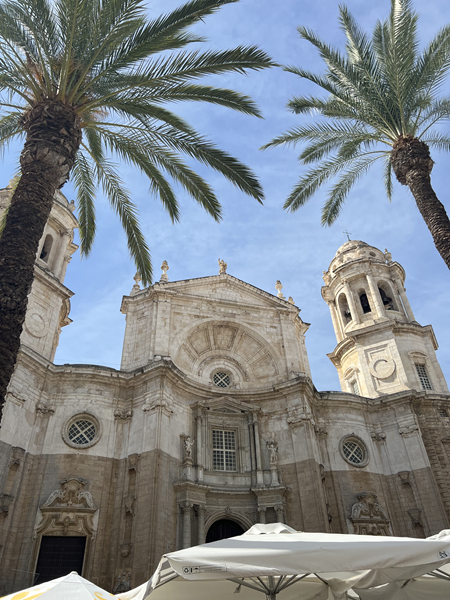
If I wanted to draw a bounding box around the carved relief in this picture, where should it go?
[128,454,141,471]
[6,390,26,407]
[24,310,48,338]
[114,408,133,422]
[398,424,419,437]
[42,478,96,510]
[113,570,131,594]
[371,430,386,442]
[36,401,56,416]
[35,478,98,541]
[10,447,25,466]
[350,492,392,536]
[142,394,173,416]
[0,494,13,516]
[369,357,396,380]
[287,402,315,428]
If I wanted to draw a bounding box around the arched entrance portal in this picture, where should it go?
[206,519,245,543]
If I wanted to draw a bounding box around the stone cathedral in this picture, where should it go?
[0,184,449,595]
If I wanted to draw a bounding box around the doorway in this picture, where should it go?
[35,536,86,584]
[206,519,245,543]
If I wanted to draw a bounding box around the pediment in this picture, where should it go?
[156,274,296,311]
[198,396,259,414]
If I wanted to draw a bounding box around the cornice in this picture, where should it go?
[33,262,74,298]
[328,319,436,365]
[121,273,301,314]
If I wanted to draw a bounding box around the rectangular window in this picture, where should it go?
[415,364,432,390]
[212,430,236,471]
[351,379,360,395]
[438,409,448,418]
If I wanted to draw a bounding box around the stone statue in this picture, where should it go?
[384,249,392,263]
[218,258,227,274]
[322,270,331,286]
[267,441,278,465]
[184,436,195,459]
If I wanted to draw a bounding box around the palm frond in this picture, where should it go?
[268,0,450,224]
[383,154,394,201]
[321,154,383,225]
[71,150,97,256]
[421,131,450,152]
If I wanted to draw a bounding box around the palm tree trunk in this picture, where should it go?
[0,100,81,422]
[391,135,450,270]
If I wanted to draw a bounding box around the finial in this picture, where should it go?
[384,248,392,263]
[160,260,169,282]
[288,296,295,305]
[218,258,227,274]
[130,272,141,296]
[275,280,285,299]
[68,200,76,213]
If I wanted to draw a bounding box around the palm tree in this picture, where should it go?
[264,0,450,270]
[0,0,274,416]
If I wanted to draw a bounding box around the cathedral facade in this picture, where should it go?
[1,184,449,595]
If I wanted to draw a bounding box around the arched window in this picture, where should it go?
[39,234,53,263]
[378,283,397,311]
[359,291,371,314]
[338,293,352,324]
[206,519,245,543]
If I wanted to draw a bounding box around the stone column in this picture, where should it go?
[327,300,343,343]
[196,413,203,482]
[52,231,71,280]
[343,280,360,324]
[275,505,285,524]
[197,505,206,544]
[366,273,385,319]
[257,507,266,524]
[181,503,192,549]
[253,413,264,485]
[394,277,416,322]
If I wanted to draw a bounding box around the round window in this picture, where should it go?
[62,413,101,449]
[340,435,368,467]
[213,371,231,388]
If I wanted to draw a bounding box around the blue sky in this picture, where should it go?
[5,0,450,392]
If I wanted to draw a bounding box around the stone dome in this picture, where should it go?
[329,240,385,271]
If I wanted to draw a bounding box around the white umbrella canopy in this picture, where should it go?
[0,571,116,600]
[355,562,450,600]
[116,523,450,600]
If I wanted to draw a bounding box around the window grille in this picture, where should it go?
[438,409,448,418]
[68,419,97,445]
[351,380,360,395]
[342,439,365,465]
[212,430,236,471]
[415,364,432,390]
[213,372,231,388]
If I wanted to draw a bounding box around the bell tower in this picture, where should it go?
[322,240,448,398]
[0,181,78,362]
